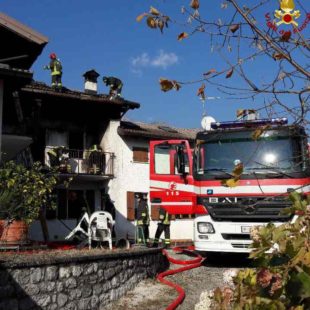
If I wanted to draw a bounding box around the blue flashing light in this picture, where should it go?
[210,118,288,130]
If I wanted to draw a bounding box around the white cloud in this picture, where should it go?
[151,50,179,69]
[131,50,179,74]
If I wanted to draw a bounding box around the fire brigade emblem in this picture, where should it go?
[169,182,177,191]
[274,0,300,26]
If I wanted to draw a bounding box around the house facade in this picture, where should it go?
[101,120,198,244]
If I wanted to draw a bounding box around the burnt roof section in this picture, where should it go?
[0,12,48,69]
[118,121,199,141]
[21,81,140,109]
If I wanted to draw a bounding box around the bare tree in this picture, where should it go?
[137,0,309,126]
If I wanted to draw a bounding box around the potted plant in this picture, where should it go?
[0,161,58,245]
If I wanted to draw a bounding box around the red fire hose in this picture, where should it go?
[157,246,204,310]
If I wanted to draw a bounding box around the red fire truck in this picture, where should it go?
[149,117,310,253]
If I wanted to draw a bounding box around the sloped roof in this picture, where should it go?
[118,121,199,141]
[21,81,140,109]
[0,12,48,69]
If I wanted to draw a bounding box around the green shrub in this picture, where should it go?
[0,161,58,225]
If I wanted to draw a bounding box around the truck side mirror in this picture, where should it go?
[176,145,186,175]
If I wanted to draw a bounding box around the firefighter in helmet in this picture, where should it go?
[44,53,63,89]
[136,193,150,245]
[153,206,171,248]
[102,76,123,99]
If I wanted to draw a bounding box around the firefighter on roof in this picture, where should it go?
[153,206,171,248]
[102,76,123,99]
[44,53,63,89]
[136,193,150,245]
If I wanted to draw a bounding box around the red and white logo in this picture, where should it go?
[169,182,177,191]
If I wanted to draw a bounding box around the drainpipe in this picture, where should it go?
[0,79,3,163]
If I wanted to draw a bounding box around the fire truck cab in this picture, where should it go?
[149,117,310,253]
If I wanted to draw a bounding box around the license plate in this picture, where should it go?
[241,226,251,233]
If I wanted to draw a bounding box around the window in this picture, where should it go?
[46,189,95,220]
[133,147,148,163]
[46,129,68,147]
[154,144,189,175]
[127,191,148,221]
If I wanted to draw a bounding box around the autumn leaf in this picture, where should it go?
[197,83,206,101]
[229,24,240,33]
[159,78,181,92]
[273,52,285,60]
[190,0,199,10]
[232,163,243,178]
[236,109,245,119]
[158,20,165,33]
[150,6,160,16]
[136,13,147,22]
[280,31,291,42]
[221,178,240,187]
[226,68,234,78]
[252,125,271,140]
[178,32,189,41]
[203,69,216,76]
[146,16,157,29]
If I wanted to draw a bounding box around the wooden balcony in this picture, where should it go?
[45,147,115,179]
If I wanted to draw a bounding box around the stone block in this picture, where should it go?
[90,295,99,309]
[56,282,64,292]
[65,277,77,289]
[104,268,115,280]
[30,268,44,284]
[11,269,30,286]
[45,281,56,292]
[68,288,82,300]
[59,267,71,279]
[78,298,91,310]
[23,284,40,296]
[57,293,68,308]
[83,264,94,275]
[88,274,98,284]
[93,263,98,273]
[93,283,103,296]
[111,275,119,289]
[64,301,78,310]
[45,266,58,281]
[32,294,51,307]
[72,265,83,277]
[81,286,92,298]
[47,304,58,310]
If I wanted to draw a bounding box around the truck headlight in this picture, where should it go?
[197,222,215,234]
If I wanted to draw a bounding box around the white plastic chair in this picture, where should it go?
[88,211,114,250]
[65,211,114,250]
[65,212,90,241]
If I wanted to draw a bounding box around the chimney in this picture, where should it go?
[83,69,100,94]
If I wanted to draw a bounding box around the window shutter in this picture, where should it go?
[133,147,148,163]
[151,204,160,220]
[127,191,135,221]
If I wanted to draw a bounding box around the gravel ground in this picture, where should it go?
[104,251,252,310]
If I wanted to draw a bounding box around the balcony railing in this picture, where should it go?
[45,147,114,177]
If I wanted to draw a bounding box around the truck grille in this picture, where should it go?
[222,234,251,240]
[202,196,292,222]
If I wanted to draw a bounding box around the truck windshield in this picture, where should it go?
[196,129,304,177]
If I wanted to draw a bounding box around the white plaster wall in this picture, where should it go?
[101,120,193,242]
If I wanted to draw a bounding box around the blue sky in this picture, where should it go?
[1,0,309,128]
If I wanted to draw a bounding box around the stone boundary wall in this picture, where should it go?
[0,248,167,310]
